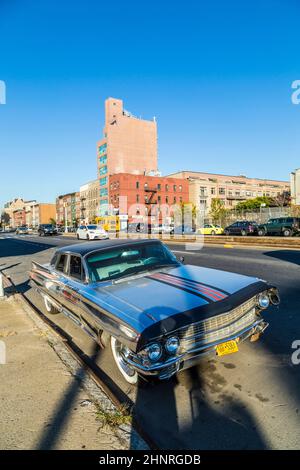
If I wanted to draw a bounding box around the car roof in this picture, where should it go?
[56,238,162,257]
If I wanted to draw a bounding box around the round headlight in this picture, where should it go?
[165,336,180,354]
[258,293,270,309]
[146,343,162,362]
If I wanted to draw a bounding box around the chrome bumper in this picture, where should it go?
[123,319,269,380]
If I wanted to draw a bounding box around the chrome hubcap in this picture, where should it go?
[112,339,136,379]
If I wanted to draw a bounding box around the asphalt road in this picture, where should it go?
[0,233,299,449]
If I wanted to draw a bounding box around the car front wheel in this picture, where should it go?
[258,229,266,236]
[241,229,247,236]
[44,297,60,314]
[211,230,216,236]
[77,234,80,239]
[110,336,138,385]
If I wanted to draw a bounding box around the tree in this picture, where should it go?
[49,218,56,225]
[0,211,10,227]
[271,191,291,208]
[209,198,227,225]
[235,196,273,212]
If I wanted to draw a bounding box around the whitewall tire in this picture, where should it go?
[110,336,138,385]
[44,297,59,315]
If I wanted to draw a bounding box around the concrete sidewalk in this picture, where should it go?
[0,294,135,450]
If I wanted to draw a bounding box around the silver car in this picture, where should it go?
[29,239,280,385]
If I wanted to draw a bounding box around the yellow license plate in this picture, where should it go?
[216,340,239,356]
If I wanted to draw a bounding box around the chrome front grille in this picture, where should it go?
[178,296,258,352]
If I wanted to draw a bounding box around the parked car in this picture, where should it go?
[151,224,174,235]
[29,239,279,385]
[38,224,58,236]
[197,224,224,235]
[224,221,258,236]
[127,222,149,234]
[76,224,109,240]
[257,217,300,237]
[16,226,29,235]
[173,225,194,235]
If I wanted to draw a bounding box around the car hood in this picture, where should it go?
[84,264,268,340]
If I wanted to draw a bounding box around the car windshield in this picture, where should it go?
[87,225,100,230]
[86,242,179,282]
[42,224,53,228]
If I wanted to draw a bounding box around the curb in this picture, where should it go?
[8,286,149,450]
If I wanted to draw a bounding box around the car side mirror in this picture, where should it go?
[179,256,185,264]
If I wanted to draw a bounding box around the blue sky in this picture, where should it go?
[1,0,300,207]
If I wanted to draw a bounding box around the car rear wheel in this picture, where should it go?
[211,230,216,236]
[44,297,59,315]
[241,229,247,236]
[283,228,292,237]
[110,336,138,385]
[224,230,230,236]
[77,234,79,240]
[86,234,90,240]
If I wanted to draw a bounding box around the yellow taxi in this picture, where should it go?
[197,224,224,235]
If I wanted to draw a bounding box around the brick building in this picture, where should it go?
[56,192,80,226]
[97,97,157,215]
[167,171,290,217]
[25,203,56,227]
[79,180,99,224]
[109,173,189,222]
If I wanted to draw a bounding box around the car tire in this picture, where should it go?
[283,228,292,237]
[77,234,79,240]
[224,230,230,236]
[38,232,41,237]
[258,229,266,237]
[211,230,216,236]
[44,297,60,315]
[86,234,90,240]
[110,336,138,385]
[241,230,247,236]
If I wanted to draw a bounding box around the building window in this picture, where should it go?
[173,185,176,192]
[166,196,169,204]
[99,165,107,175]
[165,184,169,192]
[157,183,161,190]
[179,197,183,203]
[100,199,108,205]
[100,177,107,186]
[158,195,161,202]
[173,196,176,203]
[100,188,108,197]
[99,143,107,155]
[144,182,148,189]
[219,187,226,195]
[136,194,139,203]
[99,155,107,165]
[179,185,182,192]
[136,181,139,189]
[211,187,215,195]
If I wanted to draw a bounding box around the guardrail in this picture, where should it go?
[62,232,300,249]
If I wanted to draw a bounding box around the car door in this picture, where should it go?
[270,218,280,235]
[57,254,87,327]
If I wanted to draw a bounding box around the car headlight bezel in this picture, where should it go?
[165,336,180,355]
[258,292,270,309]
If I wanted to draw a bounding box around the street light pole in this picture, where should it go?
[64,203,68,233]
